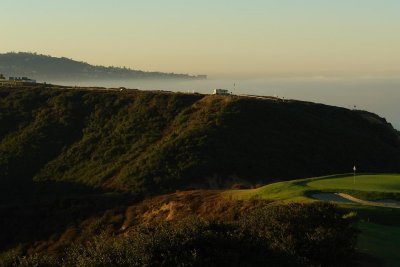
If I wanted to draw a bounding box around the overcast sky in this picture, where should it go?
[1,0,399,77]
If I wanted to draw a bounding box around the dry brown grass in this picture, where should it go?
[25,189,273,255]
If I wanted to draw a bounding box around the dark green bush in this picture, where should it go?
[10,202,358,267]
[11,219,297,267]
[239,202,358,266]
[1,88,400,196]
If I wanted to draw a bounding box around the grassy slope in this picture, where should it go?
[228,174,400,200]
[1,87,400,197]
[307,174,400,194]
[228,174,400,267]
[358,222,400,267]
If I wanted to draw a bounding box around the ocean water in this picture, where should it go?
[51,76,400,130]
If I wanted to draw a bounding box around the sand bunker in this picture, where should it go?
[312,192,400,209]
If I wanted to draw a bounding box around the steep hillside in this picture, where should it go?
[1,195,358,267]
[0,52,205,80]
[0,87,399,196]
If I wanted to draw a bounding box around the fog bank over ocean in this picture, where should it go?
[49,76,400,130]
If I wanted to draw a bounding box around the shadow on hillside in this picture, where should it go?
[353,252,385,267]
[0,180,141,252]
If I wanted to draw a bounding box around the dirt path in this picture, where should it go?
[312,192,400,209]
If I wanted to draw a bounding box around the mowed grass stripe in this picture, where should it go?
[227,174,400,201]
[226,174,400,266]
[307,174,400,193]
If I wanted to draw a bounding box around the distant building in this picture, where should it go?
[0,75,37,86]
[213,89,230,95]
[9,77,37,84]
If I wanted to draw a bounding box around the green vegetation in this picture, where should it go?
[1,87,400,266]
[307,174,400,194]
[353,206,400,267]
[3,202,358,267]
[358,222,400,267]
[229,174,400,201]
[229,174,400,267]
[0,52,204,80]
[1,88,399,198]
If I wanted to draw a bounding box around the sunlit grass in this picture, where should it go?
[226,173,400,266]
[227,174,400,201]
[307,174,400,193]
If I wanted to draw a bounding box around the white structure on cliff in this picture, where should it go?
[213,89,230,95]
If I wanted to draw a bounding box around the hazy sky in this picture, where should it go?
[1,0,400,77]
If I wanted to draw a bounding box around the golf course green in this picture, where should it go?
[227,174,400,267]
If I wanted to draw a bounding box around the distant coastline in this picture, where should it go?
[0,52,207,81]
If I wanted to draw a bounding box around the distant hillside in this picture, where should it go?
[0,87,399,196]
[0,52,206,81]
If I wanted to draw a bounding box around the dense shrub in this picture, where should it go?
[11,220,296,267]
[239,202,358,266]
[1,88,399,197]
[10,202,358,267]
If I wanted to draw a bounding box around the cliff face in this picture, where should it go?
[1,87,399,194]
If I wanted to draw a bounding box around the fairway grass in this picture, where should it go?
[358,222,400,267]
[226,173,400,266]
[307,174,400,193]
[227,174,400,202]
